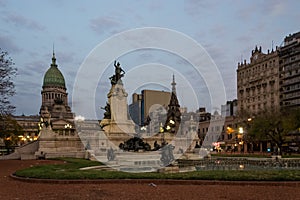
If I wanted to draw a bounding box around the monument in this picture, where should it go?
[100,61,136,144]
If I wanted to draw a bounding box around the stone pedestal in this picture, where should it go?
[109,84,135,134]
[35,127,85,159]
[100,83,136,145]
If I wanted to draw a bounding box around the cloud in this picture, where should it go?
[209,25,227,39]
[23,60,46,74]
[203,43,224,61]
[56,51,75,64]
[0,0,6,7]
[0,34,22,53]
[184,0,212,17]
[237,35,254,43]
[12,91,40,115]
[58,36,73,46]
[262,0,286,16]
[90,16,121,35]
[237,0,287,21]
[147,0,164,11]
[16,80,41,90]
[3,13,45,31]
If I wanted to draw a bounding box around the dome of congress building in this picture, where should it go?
[43,52,66,88]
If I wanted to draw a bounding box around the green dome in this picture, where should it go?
[43,54,66,88]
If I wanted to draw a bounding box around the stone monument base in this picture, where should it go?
[101,119,135,135]
[100,118,136,147]
[35,128,86,159]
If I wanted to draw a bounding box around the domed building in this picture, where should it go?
[39,51,76,137]
[36,51,85,159]
[40,52,73,120]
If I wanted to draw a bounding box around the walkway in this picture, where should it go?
[1,160,299,200]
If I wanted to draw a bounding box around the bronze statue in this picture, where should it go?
[40,106,52,128]
[109,60,125,85]
[101,102,111,119]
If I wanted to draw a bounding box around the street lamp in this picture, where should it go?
[64,124,72,129]
[226,126,234,134]
[64,124,73,136]
[238,127,244,134]
[159,123,166,146]
[237,127,244,153]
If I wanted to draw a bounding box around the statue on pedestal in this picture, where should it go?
[100,60,135,141]
[40,106,52,129]
[101,102,111,119]
[109,61,125,85]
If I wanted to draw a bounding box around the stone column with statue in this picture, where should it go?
[100,61,135,141]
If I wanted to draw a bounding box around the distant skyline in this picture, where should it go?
[1,0,299,117]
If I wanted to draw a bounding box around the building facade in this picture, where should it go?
[221,100,237,117]
[13,52,78,144]
[129,89,171,127]
[13,115,39,143]
[237,46,280,114]
[279,32,300,108]
[39,52,76,136]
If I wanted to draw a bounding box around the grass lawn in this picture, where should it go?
[14,158,300,181]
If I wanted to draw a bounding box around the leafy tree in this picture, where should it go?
[0,49,19,148]
[0,115,23,148]
[247,108,300,155]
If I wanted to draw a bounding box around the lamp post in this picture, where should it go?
[64,124,72,136]
[159,123,165,146]
[140,126,146,137]
[237,127,244,153]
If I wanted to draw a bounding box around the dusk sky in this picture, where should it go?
[1,0,299,118]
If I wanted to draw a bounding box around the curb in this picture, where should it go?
[10,174,300,187]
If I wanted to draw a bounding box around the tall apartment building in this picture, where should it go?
[279,32,300,108]
[237,46,280,114]
[221,100,237,117]
[129,90,171,126]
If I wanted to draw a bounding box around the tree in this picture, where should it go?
[0,115,23,149]
[0,49,19,148]
[247,108,300,155]
[0,49,17,115]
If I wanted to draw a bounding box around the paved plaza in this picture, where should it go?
[0,160,299,200]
